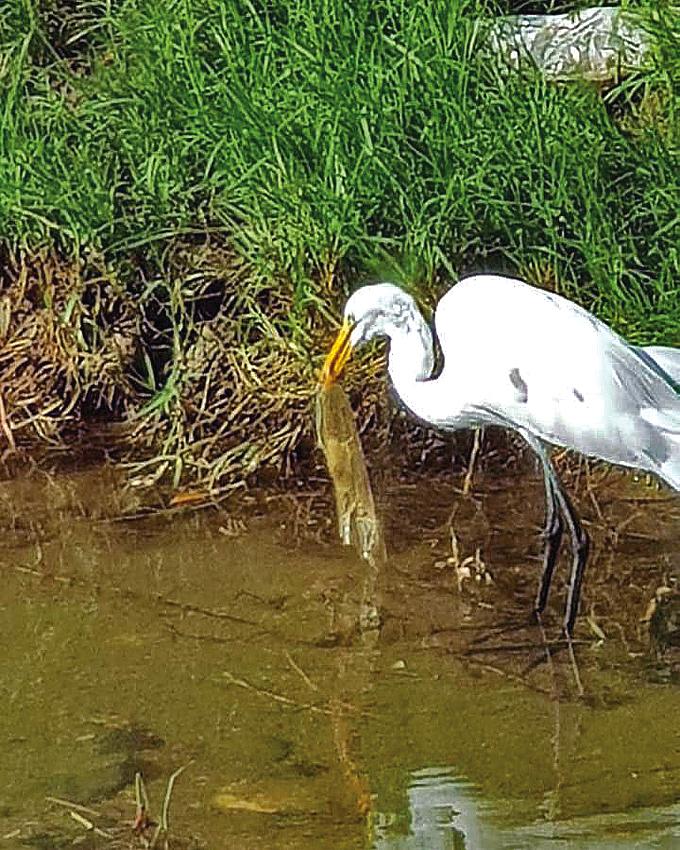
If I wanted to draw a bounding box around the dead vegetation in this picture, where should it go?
[0,248,136,445]
[124,244,319,492]
[0,244,400,495]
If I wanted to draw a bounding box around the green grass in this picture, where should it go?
[1,0,679,342]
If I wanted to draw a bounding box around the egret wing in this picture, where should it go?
[639,346,680,387]
[433,275,680,484]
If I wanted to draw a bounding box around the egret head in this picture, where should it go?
[320,283,419,386]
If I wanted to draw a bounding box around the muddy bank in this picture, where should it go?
[0,459,678,847]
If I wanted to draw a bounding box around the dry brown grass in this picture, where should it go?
[121,245,316,492]
[123,243,398,495]
[0,244,400,494]
[0,249,136,447]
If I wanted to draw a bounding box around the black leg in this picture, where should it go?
[555,484,589,635]
[523,433,590,635]
[534,468,564,615]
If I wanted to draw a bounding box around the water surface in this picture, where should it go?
[0,461,678,848]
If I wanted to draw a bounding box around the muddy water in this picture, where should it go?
[0,462,679,849]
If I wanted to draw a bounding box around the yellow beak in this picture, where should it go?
[320,319,353,387]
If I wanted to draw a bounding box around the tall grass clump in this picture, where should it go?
[0,0,678,485]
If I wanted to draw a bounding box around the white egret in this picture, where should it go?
[320,275,680,634]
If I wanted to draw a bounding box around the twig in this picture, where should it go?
[161,764,191,831]
[68,810,113,839]
[464,638,589,655]
[565,634,585,697]
[133,771,153,836]
[136,771,151,814]
[157,595,260,627]
[462,428,483,495]
[164,621,238,644]
[222,670,333,715]
[466,660,552,696]
[149,763,192,848]
[46,796,101,817]
[0,392,16,451]
[285,649,319,692]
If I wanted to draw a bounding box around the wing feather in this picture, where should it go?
[431,275,680,480]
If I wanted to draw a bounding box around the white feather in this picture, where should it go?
[347,274,680,489]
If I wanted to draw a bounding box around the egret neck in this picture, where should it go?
[385,319,442,425]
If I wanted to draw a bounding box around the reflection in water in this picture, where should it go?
[373,767,482,849]
[373,767,680,850]
[0,462,679,848]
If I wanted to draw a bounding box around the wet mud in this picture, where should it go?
[0,456,678,848]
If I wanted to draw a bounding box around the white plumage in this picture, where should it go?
[321,274,680,633]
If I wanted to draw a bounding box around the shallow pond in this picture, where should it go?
[0,459,679,849]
